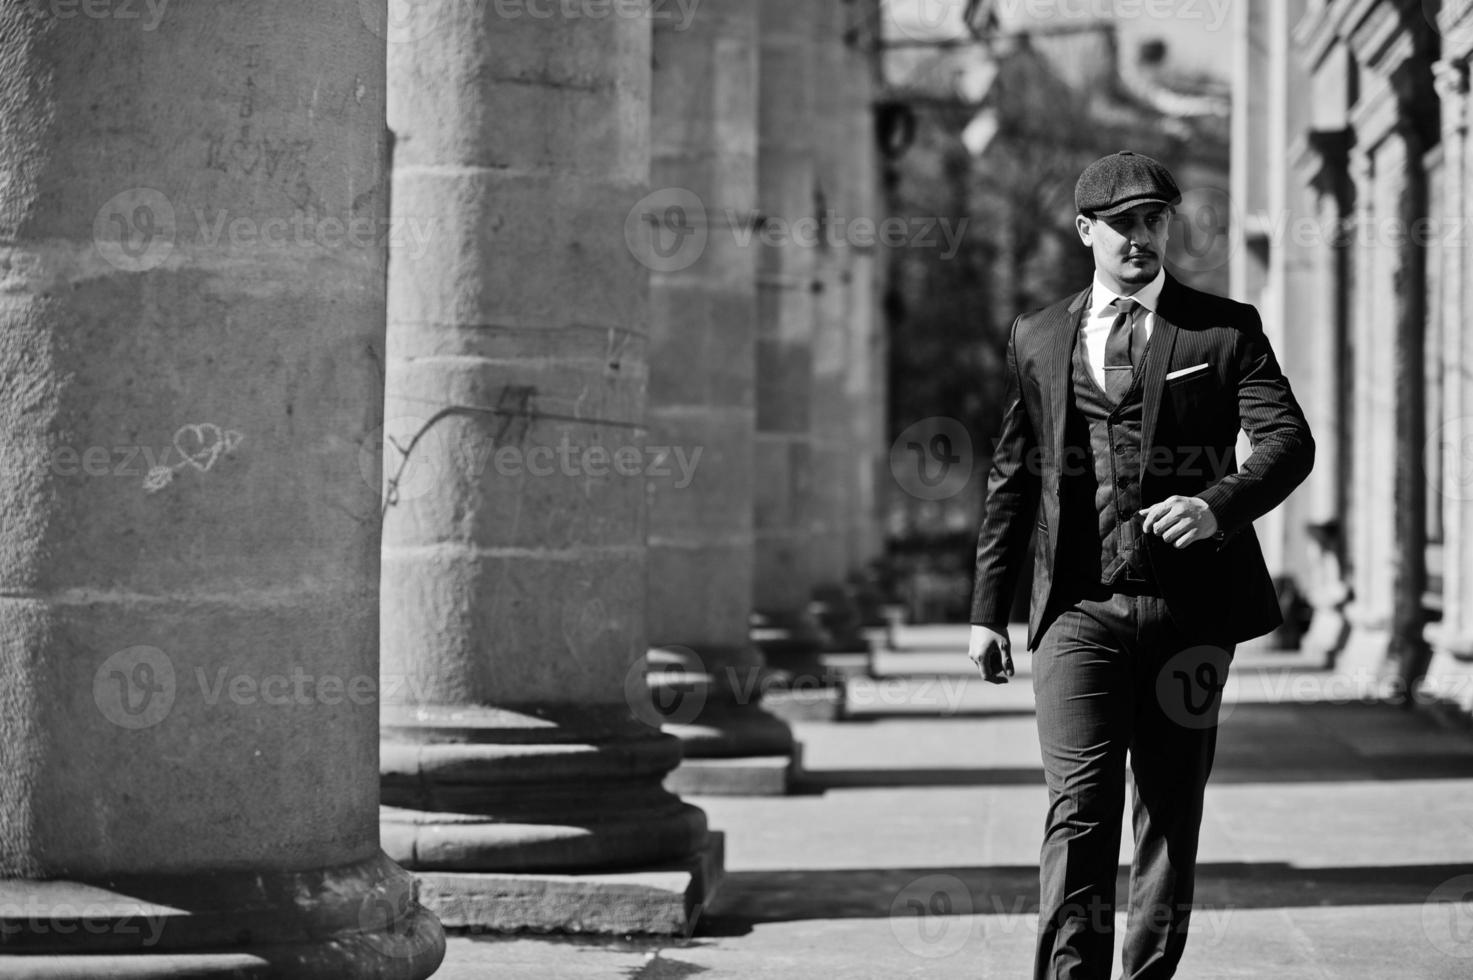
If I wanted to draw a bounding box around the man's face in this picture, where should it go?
[1076,204,1171,291]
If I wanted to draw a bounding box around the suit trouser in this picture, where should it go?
[1031,584,1235,980]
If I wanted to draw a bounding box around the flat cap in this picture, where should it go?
[1074,150,1182,217]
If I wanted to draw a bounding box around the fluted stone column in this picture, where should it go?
[1337,140,1397,680]
[753,0,819,624]
[1339,61,1431,690]
[379,0,717,933]
[1290,128,1353,661]
[0,3,443,975]
[644,0,796,794]
[1425,57,1473,713]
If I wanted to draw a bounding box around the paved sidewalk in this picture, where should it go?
[437,625,1473,979]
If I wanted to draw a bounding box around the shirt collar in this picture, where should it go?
[1089,268,1165,317]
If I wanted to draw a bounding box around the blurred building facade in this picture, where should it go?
[1235,0,1473,714]
[879,13,1230,620]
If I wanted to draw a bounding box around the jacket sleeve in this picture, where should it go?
[1196,307,1315,540]
[970,315,1043,626]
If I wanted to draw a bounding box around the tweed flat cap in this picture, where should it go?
[1074,150,1182,217]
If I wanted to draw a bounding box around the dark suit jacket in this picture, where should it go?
[970,273,1315,650]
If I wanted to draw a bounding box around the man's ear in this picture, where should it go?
[1075,213,1093,246]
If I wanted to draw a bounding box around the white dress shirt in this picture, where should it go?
[1080,268,1164,391]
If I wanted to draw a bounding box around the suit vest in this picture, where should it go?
[1055,320,1154,590]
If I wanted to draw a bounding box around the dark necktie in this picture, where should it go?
[1103,297,1143,402]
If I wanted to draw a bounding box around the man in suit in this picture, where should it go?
[968,151,1314,979]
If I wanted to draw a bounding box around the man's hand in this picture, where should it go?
[968,625,1014,684]
[1139,495,1220,548]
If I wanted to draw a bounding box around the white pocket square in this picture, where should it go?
[1165,362,1210,381]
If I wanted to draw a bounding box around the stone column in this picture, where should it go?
[1337,139,1398,680]
[1263,0,1315,598]
[1386,107,1432,695]
[1339,59,1431,688]
[797,0,877,657]
[644,0,796,795]
[753,0,818,625]
[1290,128,1353,661]
[844,0,887,575]
[807,0,854,597]
[1425,57,1473,713]
[0,2,442,975]
[379,0,718,933]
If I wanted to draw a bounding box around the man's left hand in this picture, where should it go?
[1139,496,1219,549]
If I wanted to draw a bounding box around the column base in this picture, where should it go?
[381,705,710,874]
[748,610,850,721]
[646,646,799,795]
[761,683,848,722]
[0,852,444,979]
[809,583,871,652]
[646,646,797,757]
[412,832,724,937]
[662,744,802,796]
[1334,614,1396,695]
[750,608,828,660]
[1421,626,1473,721]
[659,705,796,757]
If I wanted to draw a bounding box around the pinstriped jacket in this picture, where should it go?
[969,272,1315,650]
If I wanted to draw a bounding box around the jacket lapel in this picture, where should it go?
[1045,287,1091,462]
[1139,274,1182,459]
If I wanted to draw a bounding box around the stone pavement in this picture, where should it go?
[436,625,1473,979]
